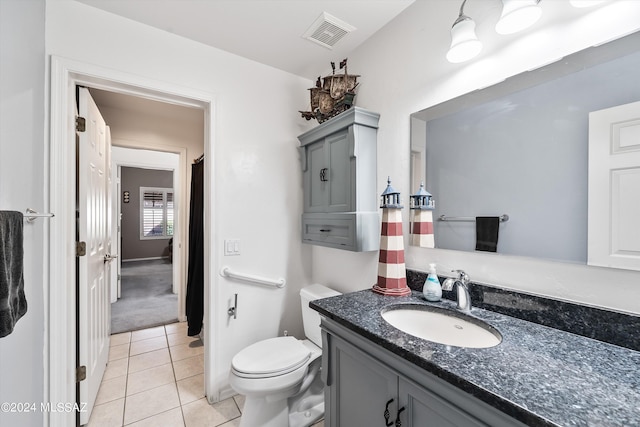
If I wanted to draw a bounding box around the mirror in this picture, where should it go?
[410,31,640,263]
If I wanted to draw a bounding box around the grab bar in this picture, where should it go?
[438,214,509,222]
[220,266,286,288]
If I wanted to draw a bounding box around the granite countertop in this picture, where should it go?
[311,289,640,427]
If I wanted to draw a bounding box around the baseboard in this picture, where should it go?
[122,256,170,263]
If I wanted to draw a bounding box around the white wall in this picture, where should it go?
[0,1,46,426]
[46,0,314,402]
[311,0,640,315]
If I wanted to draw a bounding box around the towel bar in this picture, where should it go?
[24,208,55,223]
[438,214,509,222]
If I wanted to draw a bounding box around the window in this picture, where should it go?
[140,187,174,240]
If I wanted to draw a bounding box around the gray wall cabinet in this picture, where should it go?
[321,319,527,427]
[298,107,379,252]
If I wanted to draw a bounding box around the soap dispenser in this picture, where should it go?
[423,264,442,302]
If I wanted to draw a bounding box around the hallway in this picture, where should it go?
[111,260,177,334]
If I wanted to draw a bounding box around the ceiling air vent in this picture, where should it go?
[302,12,356,49]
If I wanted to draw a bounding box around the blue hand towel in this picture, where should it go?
[0,211,27,338]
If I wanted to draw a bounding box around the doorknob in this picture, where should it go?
[104,253,118,263]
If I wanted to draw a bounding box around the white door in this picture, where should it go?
[78,87,112,424]
[588,100,640,271]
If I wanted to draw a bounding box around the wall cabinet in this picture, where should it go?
[298,107,379,252]
[321,319,526,427]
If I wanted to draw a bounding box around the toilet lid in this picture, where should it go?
[232,337,311,376]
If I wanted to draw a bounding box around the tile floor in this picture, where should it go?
[88,322,325,427]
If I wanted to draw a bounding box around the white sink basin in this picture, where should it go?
[381,305,502,348]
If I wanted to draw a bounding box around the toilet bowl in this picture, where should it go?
[229,284,340,427]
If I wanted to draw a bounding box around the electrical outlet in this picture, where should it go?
[224,239,240,256]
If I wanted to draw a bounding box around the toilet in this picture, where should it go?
[229,284,340,427]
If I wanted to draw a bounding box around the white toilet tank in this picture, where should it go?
[299,284,341,348]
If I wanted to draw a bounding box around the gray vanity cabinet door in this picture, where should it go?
[398,377,488,427]
[327,335,398,427]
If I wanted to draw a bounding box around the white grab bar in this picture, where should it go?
[220,266,286,288]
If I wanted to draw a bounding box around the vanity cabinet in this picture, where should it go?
[321,319,526,427]
[298,107,379,252]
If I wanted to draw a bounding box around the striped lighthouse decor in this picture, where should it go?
[410,182,435,248]
[372,177,411,297]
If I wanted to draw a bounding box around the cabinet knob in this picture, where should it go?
[319,167,329,182]
[384,398,394,426]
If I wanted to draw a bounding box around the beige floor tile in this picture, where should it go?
[173,355,204,381]
[165,322,188,336]
[110,332,131,347]
[182,397,240,427]
[87,398,124,427]
[218,418,241,427]
[167,332,201,347]
[176,374,204,405]
[131,326,166,342]
[95,375,127,406]
[109,343,130,361]
[123,383,180,425]
[232,395,245,412]
[312,420,325,427]
[103,357,129,381]
[127,363,175,396]
[169,341,204,362]
[128,348,171,374]
[130,336,168,356]
[125,407,184,427]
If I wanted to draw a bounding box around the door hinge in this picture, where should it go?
[117,274,121,281]
[76,241,87,257]
[76,365,87,382]
[76,116,86,132]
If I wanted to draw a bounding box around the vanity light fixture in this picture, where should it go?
[495,0,543,35]
[446,0,483,63]
[447,0,545,63]
[569,0,607,7]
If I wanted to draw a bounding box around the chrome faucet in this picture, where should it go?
[442,270,472,312]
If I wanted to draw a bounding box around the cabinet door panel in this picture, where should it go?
[326,130,352,212]
[399,377,488,427]
[305,141,328,212]
[332,338,397,427]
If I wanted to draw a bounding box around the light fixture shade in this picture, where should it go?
[569,0,607,7]
[446,17,483,63]
[495,0,542,35]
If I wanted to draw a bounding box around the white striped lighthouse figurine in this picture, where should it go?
[410,182,435,248]
[372,177,411,296]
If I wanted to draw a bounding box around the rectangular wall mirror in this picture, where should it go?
[410,31,640,265]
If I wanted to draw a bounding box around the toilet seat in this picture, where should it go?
[231,337,311,379]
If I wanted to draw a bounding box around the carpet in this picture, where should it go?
[111,259,178,334]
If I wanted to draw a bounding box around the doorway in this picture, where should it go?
[49,56,216,427]
[112,164,179,334]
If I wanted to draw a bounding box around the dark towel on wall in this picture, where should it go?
[475,216,500,252]
[0,211,27,338]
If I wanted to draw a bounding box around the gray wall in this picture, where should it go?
[0,1,46,426]
[121,167,173,261]
[426,49,640,263]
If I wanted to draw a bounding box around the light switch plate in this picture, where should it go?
[224,239,240,256]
